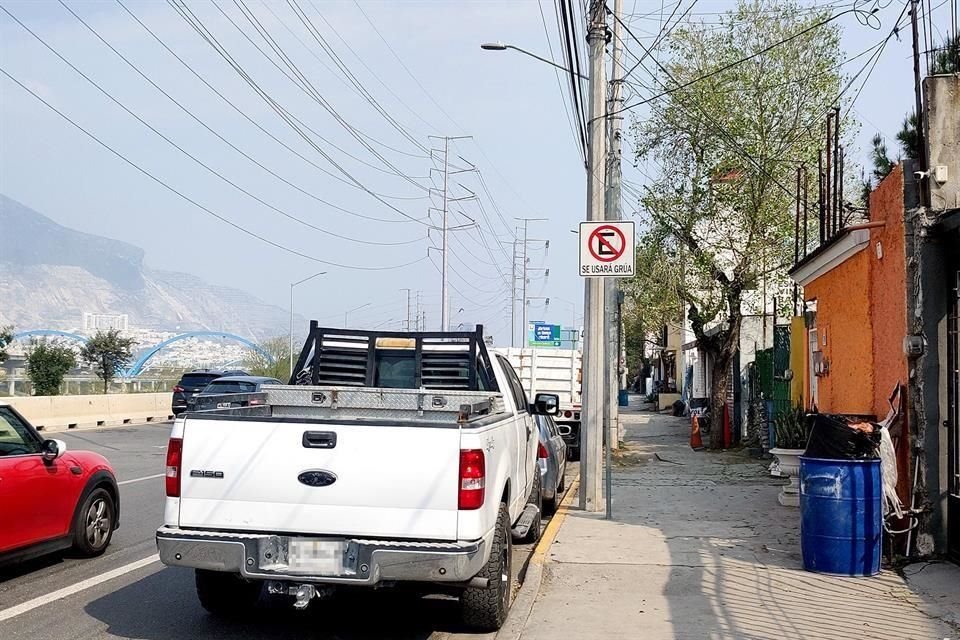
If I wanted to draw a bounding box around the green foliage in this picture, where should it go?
[622,230,684,373]
[0,325,12,365]
[79,329,137,393]
[628,0,843,446]
[896,112,922,160]
[773,402,810,449]
[243,336,290,381]
[869,133,895,180]
[26,339,76,396]
[932,34,959,74]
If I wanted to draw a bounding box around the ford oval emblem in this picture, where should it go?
[298,470,337,487]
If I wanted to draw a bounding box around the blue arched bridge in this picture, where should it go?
[11,330,274,377]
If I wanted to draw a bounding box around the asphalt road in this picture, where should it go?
[0,422,576,640]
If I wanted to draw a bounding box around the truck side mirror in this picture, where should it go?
[533,393,560,416]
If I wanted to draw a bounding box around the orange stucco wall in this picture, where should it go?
[868,165,909,420]
[801,164,909,421]
[804,250,874,415]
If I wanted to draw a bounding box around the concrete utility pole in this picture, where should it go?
[581,0,608,513]
[605,0,625,451]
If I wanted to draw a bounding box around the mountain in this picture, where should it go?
[0,195,292,338]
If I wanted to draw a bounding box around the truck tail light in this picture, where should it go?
[458,449,485,510]
[538,442,549,459]
[165,438,183,498]
[563,410,572,418]
[173,385,184,393]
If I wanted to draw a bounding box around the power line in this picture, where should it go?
[284,0,430,155]
[216,0,430,190]
[557,0,589,161]
[538,0,587,161]
[610,6,875,200]
[168,0,435,225]
[8,2,424,248]
[6,3,428,248]
[609,2,884,117]
[0,66,427,272]
[116,0,424,225]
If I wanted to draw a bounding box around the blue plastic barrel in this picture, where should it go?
[618,390,629,407]
[799,457,882,576]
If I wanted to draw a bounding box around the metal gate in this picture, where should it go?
[948,265,960,563]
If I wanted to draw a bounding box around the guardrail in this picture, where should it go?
[5,393,173,431]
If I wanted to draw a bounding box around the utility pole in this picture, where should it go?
[509,238,519,347]
[516,218,548,347]
[401,288,412,331]
[441,137,450,331]
[909,0,928,206]
[581,0,607,513]
[605,0,625,455]
[429,135,474,331]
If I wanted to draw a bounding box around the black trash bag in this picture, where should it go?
[672,399,686,417]
[803,413,880,460]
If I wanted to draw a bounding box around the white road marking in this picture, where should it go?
[118,473,165,486]
[0,555,160,622]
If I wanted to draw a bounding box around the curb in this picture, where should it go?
[496,474,580,640]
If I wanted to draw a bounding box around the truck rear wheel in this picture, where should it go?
[461,503,512,631]
[195,569,261,616]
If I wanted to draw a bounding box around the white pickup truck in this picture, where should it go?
[156,325,558,631]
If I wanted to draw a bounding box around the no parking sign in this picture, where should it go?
[579,221,635,277]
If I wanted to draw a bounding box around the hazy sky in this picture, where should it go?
[0,0,935,344]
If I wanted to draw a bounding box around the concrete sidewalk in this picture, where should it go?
[514,405,959,640]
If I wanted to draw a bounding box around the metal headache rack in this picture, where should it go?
[289,323,499,393]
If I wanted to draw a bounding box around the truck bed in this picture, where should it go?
[175,385,508,541]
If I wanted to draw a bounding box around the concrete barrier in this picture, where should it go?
[5,393,173,431]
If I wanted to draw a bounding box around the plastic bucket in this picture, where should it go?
[799,457,882,576]
[618,390,629,406]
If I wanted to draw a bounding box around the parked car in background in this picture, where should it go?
[0,404,119,564]
[186,376,283,412]
[171,369,248,416]
[536,413,567,514]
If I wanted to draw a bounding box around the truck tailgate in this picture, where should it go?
[177,417,460,540]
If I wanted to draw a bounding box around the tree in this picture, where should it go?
[0,325,12,365]
[242,336,290,381]
[932,34,959,74]
[896,112,922,160]
[629,0,843,447]
[622,230,684,377]
[80,329,136,393]
[26,339,76,396]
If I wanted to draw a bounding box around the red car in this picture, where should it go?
[0,404,119,564]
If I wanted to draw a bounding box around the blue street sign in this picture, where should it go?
[528,322,562,347]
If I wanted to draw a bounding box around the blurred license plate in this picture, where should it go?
[216,402,233,408]
[288,540,346,574]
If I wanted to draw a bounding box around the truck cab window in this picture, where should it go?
[497,356,529,412]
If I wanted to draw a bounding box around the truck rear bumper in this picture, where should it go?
[156,526,490,586]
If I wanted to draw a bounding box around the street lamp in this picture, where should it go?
[480,42,588,79]
[345,303,371,328]
[290,271,326,379]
